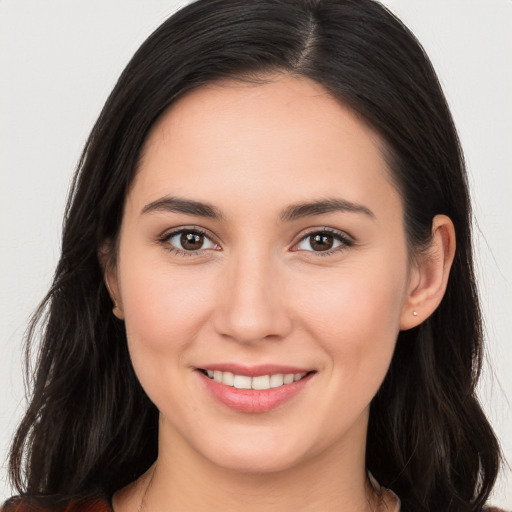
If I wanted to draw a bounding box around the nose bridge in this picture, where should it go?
[214,246,291,343]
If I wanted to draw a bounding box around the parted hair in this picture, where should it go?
[9,1,501,510]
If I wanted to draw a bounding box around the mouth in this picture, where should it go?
[196,366,316,413]
[198,368,311,390]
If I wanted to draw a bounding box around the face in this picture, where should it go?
[110,75,417,475]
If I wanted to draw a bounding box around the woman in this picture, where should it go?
[2,0,505,510]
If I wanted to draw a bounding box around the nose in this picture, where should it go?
[212,252,293,344]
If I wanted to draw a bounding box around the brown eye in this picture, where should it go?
[165,229,218,253]
[181,232,205,250]
[309,233,334,251]
[295,230,351,253]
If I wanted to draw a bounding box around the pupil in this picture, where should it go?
[181,232,203,250]
[311,233,333,251]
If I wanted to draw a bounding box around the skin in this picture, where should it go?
[107,75,455,512]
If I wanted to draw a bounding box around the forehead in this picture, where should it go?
[129,75,400,222]
[142,74,383,162]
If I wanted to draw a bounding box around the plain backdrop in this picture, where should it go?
[0,0,510,507]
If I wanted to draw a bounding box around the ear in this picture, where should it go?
[98,241,124,320]
[400,215,456,330]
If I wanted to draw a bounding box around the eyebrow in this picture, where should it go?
[141,196,224,220]
[141,195,374,222]
[279,198,375,222]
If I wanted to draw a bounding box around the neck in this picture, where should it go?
[113,413,385,512]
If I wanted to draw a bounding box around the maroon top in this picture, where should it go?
[1,495,509,512]
[1,496,112,512]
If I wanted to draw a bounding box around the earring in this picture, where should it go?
[413,310,418,316]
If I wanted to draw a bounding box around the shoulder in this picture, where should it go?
[1,496,112,512]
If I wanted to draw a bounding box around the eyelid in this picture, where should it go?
[157,225,221,256]
[290,227,354,254]
[156,225,354,257]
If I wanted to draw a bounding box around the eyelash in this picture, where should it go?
[157,227,219,257]
[292,228,354,257]
[157,226,354,257]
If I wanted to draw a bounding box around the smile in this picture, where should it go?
[197,366,315,413]
[201,369,308,390]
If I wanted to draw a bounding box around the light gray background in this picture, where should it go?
[1,0,510,507]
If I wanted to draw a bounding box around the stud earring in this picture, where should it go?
[413,310,418,316]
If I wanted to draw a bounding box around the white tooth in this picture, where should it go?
[252,375,270,390]
[213,370,223,383]
[206,370,214,378]
[283,373,295,384]
[294,373,304,382]
[269,374,284,388]
[222,371,235,386]
[233,375,252,389]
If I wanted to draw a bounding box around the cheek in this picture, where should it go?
[292,260,407,372]
[117,254,220,411]
[118,249,216,356]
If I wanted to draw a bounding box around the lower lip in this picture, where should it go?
[198,371,314,413]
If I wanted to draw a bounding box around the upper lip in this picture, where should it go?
[197,363,314,377]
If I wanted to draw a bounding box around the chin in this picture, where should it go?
[196,430,316,475]
[211,450,304,475]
